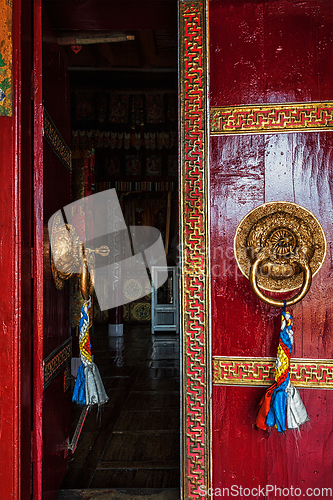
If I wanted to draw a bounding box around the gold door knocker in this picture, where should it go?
[50,212,110,294]
[234,202,327,307]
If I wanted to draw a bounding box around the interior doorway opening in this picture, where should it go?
[43,0,180,494]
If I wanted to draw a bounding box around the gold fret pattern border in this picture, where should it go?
[210,102,333,135]
[213,356,333,389]
[44,337,72,389]
[180,2,210,499]
[43,108,72,172]
[0,0,13,116]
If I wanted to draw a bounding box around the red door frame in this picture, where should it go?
[0,0,22,498]
[32,0,44,497]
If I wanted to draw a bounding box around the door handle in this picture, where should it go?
[234,202,326,307]
[49,212,109,291]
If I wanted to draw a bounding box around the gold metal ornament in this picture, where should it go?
[234,201,327,307]
[50,212,109,291]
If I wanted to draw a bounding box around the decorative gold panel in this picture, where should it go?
[179,2,210,499]
[210,102,333,135]
[43,108,72,172]
[213,356,333,389]
[44,337,72,389]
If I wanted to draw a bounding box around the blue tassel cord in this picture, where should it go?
[256,302,309,432]
[72,299,108,407]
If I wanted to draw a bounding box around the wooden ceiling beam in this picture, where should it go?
[43,0,177,31]
[97,43,114,67]
[136,30,157,67]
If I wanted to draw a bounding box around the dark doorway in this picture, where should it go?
[43,0,180,494]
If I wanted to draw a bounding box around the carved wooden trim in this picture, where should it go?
[43,337,72,389]
[179,2,211,498]
[43,108,72,172]
[213,356,333,389]
[210,102,333,136]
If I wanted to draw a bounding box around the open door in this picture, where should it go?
[178,0,333,498]
[32,1,72,498]
[209,0,333,497]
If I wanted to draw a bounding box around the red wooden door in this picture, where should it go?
[210,0,333,498]
[33,1,72,498]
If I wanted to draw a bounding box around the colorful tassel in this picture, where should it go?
[256,301,309,432]
[72,298,108,407]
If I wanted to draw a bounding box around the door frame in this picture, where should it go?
[32,0,44,498]
[1,0,214,498]
[179,1,212,498]
[0,0,24,498]
[179,1,333,498]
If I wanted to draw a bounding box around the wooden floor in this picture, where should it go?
[61,323,180,491]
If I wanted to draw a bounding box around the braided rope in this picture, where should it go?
[79,299,93,364]
[256,302,308,433]
[72,297,108,407]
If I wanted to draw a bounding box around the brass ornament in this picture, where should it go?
[50,213,83,290]
[234,202,327,306]
[50,212,109,291]
[123,279,143,301]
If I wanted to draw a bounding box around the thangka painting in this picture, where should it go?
[109,94,129,123]
[0,0,12,116]
[105,155,121,176]
[167,156,178,176]
[146,94,165,123]
[167,94,177,122]
[75,91,95,121]
[96,92,108,124]
[146,155,162,176]
[125,155,142,176]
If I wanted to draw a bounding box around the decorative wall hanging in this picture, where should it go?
[0,0,12,116]
[146,94,165,123]
[109,94,129,123]
[146,155,162,176]
[234,201,327,432]
[72,129,177,151]
[125,155,142,176]
[96,181,176,192]
[75,91,95,121]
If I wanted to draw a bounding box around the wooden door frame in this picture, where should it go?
[178,1,212,498]
[32,0,44,497]
[1,1,214,498]
[179,2,333,498]
[0,0,23,498]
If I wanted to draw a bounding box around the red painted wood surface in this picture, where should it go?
[33,0,44,497]
[42,9,71,500]
[21,0,33,497]
[0,0,23,497]
[209,1,333,497]
[33,3,71,499]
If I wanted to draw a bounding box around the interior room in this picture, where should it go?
[42,0,180,496]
